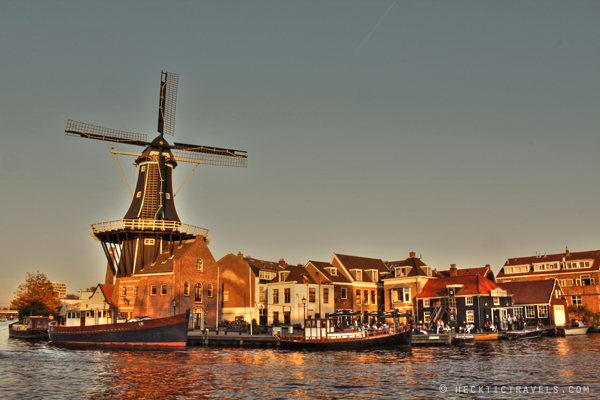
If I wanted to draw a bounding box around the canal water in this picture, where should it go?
[1,321,598,399]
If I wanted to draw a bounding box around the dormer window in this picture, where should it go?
[351,270,362,281]
[367,270,379,282]
[329,268,337,276]
[279,271,289,281]
[395,267,409,277]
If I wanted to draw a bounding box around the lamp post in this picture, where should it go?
[302,296,307,327]
[172,299,176,316]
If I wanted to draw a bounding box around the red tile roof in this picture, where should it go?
[498,249,600,278]
[497,280,556,305]
[418,274,505,298]
[98,284,114,303]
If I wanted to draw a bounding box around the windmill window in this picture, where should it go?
[120,287,127,297]
[144,238,155,245]
[166,193,171,200]
[197,259,203,272]
[161,285,167,295]
[151,285,157,296]
[183,282,190,296]
[207,283,213,297]
[136,191,142,198]
[141,166,146,172]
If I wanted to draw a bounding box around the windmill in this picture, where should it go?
[66,71,247,280]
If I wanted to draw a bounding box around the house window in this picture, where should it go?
[579,275,595,286]
[493,297,500,306]
[403,288,411,303]
[466,310,475,324]
[363,290,369,304]
[161,285,167,295]
[133,287,138,296]
[284,288,291,303]
[273,311,279,326]
[371,290,376,305]
[195,283,202,302]
[465,296,474,306]
[144,238,155,245]
[525,306,536,318]
[513,308,522,318]
[283,311,291,325]
[183,282,190,296]
[196,258,203,272]
[273,289,279,304]
[151,285,157,296]
[323,288,329,303]
[423,312,431,323]
[120,287,127,296]
[259,286,265,302]
[223,291,229,302]
[356,289,362,304]
[341,288,347,299]
[538,305,548,318]
[571,295,582,306]
[207,284,213,297]
[423,299,430,308]
[309,288,316,303]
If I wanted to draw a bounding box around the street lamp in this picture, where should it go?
[301,296,307,327]
[172,299,177,316]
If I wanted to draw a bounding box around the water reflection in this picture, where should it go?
[1,321,600,399]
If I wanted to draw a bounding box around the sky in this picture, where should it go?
[1,0,599,307]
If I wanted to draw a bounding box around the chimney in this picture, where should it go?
[450,264,457,277]
[279,258,286,268]
[566,246,570,256]
[409,251,416,258]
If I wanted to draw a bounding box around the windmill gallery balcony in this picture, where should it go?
[89,219,210,243]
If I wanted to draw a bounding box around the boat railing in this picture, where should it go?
[275,325,409,342]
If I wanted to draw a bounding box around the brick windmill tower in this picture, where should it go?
[66,72,247,328]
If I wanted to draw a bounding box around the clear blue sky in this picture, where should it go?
[1,1,599,306]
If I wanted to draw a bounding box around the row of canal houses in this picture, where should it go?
[216,250,580,332]
[69,239,599,333]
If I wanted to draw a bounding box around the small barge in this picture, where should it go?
[9,316,52,339]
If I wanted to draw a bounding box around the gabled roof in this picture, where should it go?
[418,274,506,299]
[498,280,556,305]
[269,265,316,284]
[498,249,600,279]
[384,253,431,278]
[306,261,352,284]
[435,266,495,282]
[331,253,388,282]
[244,257,282,272]
[97,284,114,303]
[135,240,195,275]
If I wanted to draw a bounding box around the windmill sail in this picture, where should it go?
[173,143,248,167]
[66,120,148,145]
[157,71,179,136]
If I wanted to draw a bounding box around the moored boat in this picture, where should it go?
[504,329,544,340]
[453,334,475,345]
[9,316,52,339]
[556,320,589,336]
[48,311,189,347]
[274,317,412,350]
[472,332,498,341]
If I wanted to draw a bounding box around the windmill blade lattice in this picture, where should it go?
[158,71,179,136]
[172,144,248,167]
[66,119,148,145]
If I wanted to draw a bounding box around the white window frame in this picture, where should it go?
[423,312,431,324]
[465,296,474,306]
[537,305,548,318]
[525,306,536,318]
[423,299,430,308]
[466,310,475,323]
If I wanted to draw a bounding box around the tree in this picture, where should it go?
[567,304,594,324]
[12,271,62,319]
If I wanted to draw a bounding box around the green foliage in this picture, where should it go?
[12,271,62,319]
[251,318,259,331]
[567,304,594,324]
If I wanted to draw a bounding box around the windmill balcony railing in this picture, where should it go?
[90,219,210,237]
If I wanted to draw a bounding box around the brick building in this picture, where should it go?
[496,247,600,315]
[216,253,282,326]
